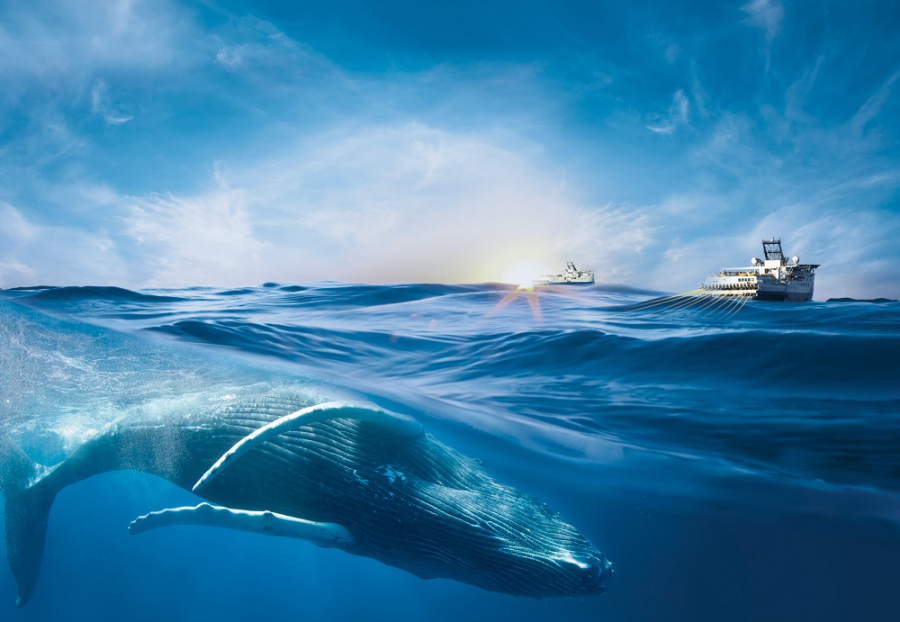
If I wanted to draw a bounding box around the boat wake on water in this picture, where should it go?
[620,288,755,317]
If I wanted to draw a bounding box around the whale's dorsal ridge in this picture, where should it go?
[128,502,354,548]
[193,401,423,492]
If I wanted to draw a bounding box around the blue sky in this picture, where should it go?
[1,0,898,298]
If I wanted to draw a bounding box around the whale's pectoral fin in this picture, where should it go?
[128,502,354,548]
[193,401,423,492]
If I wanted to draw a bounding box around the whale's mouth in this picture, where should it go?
[587,554,615,594]
[567,552,615,594]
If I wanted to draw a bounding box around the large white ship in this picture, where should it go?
[534,262,595,285]
[702,239,819,302]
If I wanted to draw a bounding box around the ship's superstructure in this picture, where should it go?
[702,239,819,302]
[534,262,595,285]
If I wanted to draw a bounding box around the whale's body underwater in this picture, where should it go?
[0,304,613,608]
[1,393,613,606]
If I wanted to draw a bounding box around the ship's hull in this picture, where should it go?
[704,277,815,302]
[533,274,595,285]
[755,289,814,302]
[756,275,815,302]
[542,277,595,285]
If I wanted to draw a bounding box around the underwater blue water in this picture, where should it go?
[1,283,899,622]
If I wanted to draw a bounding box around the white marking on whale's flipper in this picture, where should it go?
[193,401,422,492]
[128,502,354,548]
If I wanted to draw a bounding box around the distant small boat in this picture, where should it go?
[534,262,595,285]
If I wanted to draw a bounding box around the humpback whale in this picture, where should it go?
[0,391,614,608]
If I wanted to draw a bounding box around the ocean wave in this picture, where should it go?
[3,283,898,496]
[141,319,900,398]
[16,285,187,304]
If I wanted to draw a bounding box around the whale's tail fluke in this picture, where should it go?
[0,438,57,608]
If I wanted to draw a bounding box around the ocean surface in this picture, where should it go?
[1,282,898,622]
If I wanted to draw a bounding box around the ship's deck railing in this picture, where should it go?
[703,282,757,290]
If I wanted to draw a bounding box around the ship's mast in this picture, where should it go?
[762,238,784,263]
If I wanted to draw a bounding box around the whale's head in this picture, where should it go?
[475,494,615,597]
[399,476,615,598]
[340,427,615,598]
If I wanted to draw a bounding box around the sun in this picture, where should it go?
[499,259,552,286]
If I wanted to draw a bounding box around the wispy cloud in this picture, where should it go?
[647,89,690,134]
[0,0,196,91]
[850,70,900,137]
[213,15,333,76]
[741,0,784,43]
[0,202,125,285]
[741,0,784,72]
[90,81,133,125]
[0,202,39,243]
[126,188,269,287]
